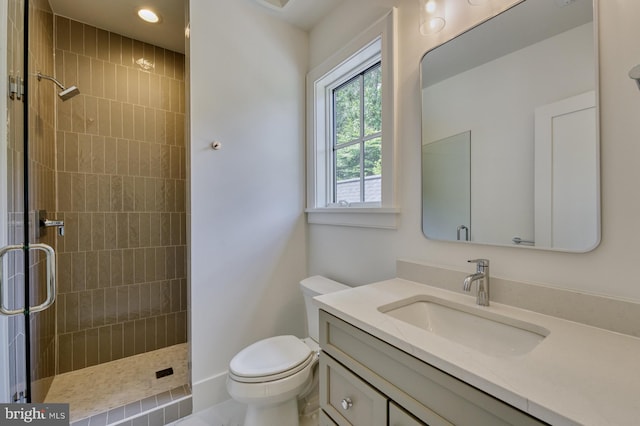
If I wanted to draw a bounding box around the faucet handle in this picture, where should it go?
[468,259,489,270]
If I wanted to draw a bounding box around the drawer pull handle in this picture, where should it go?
[341,398,353,410]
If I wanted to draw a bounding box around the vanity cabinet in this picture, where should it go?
[319,310,547,426]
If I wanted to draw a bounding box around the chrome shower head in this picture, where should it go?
[58,86,80,101]
[37,72,80,101]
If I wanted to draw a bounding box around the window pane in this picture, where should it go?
[335,144,361,203]
[334,78,361,145]
[364,137,381,202]
[364,65,382,136]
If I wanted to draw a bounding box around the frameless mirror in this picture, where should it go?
[420,0,599,252]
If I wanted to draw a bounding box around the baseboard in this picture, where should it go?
[192,371,230,413]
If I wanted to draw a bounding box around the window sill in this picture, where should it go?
[305,207,400,229]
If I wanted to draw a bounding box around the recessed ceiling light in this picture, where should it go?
[138,8,160,23]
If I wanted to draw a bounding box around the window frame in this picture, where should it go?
[306,8,399,229]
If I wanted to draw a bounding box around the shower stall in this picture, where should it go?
[1,0,190,424]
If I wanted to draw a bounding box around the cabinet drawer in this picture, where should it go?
[320,409,339,425]
[320,353,387,426]
[389,402,426,426]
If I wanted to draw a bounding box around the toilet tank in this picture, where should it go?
[300,276,350,342]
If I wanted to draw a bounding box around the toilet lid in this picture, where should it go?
[229,335,312,379]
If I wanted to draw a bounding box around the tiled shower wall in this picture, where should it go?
[53,16,187,373]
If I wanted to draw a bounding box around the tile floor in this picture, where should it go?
[44,343,189,422]
[168,399,320,426]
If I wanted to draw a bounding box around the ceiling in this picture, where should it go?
[47,0,343,54]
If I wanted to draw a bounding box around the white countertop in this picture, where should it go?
[314,278,640,426]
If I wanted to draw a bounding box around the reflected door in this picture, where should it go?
[422,131,471,241]
[534,91,598,250]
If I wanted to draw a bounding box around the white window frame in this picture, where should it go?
[306,8,399,229]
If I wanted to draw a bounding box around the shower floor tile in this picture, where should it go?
[44,343,189,422]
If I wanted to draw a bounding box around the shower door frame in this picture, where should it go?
[0,0,10,403]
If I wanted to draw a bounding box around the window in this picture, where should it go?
[306,9,398,228]
[333,62,382,205]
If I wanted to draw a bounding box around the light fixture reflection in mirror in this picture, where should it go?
[420,0,599,252]
[419,0,446,35]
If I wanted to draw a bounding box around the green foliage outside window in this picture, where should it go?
[334,64,382,183]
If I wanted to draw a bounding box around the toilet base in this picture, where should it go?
[244,398,299,426]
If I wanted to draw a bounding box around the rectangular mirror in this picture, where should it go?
[420,0,599,252]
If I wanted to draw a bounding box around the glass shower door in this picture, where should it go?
[1,0,57,404]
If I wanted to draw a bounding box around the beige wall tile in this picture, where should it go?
[71,96,86,133]
[91,58,104,97]
[72,252,86,291]
[123,176,135,211]
[86,328,99,367]
[144,107,155,143]
[116,65,128,102]
[78,54,91,96]
[123,249,135,286]
[85,174,98,211]
[139,70,150,107]
[69,20,84,55]
[96,28,110,62]
[116,212,128,249]
[92,213,105,250]
[109,33,122,65]
[91,136,105,173]
[78,213,92,251]
[111,323,123,360]
[97,98,110,136]
[86,251,99,290]
[84,25,96,58]
[122,37,133,67]
[78,134,92,172]
[103,61,116,99]
[56,17,70,51]
[110,101,123,138]
[84,96,98,135]
[134,105,145,141]
[128,68,139,105]
[98,251,111,288]
[64,132,79,172]
[72,331,86,370]
[111,250,123,286]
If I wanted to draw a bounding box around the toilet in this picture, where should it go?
[226,276,349,426]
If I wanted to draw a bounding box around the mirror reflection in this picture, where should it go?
[420,0,599,252]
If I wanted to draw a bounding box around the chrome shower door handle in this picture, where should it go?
[0,243,56,316]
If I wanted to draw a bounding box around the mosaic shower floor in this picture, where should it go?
[44,343,189,422]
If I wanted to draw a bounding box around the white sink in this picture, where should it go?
[378,296,549,357]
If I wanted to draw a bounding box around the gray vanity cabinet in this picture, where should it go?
[319,310,547,426]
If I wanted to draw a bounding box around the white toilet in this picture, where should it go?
[226,276,349,426]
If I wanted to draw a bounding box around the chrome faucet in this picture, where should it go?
[463,259,490,306]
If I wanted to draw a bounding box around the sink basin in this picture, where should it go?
[378,296,549,357]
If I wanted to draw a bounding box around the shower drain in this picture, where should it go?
[155,367,174,379]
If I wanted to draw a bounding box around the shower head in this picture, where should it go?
[58,86,80,101]
[37,72,80,101]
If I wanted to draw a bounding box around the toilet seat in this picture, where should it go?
[229,335,314,383]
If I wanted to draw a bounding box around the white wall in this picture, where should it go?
[189,0,308,409]
[309,0,640,302]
